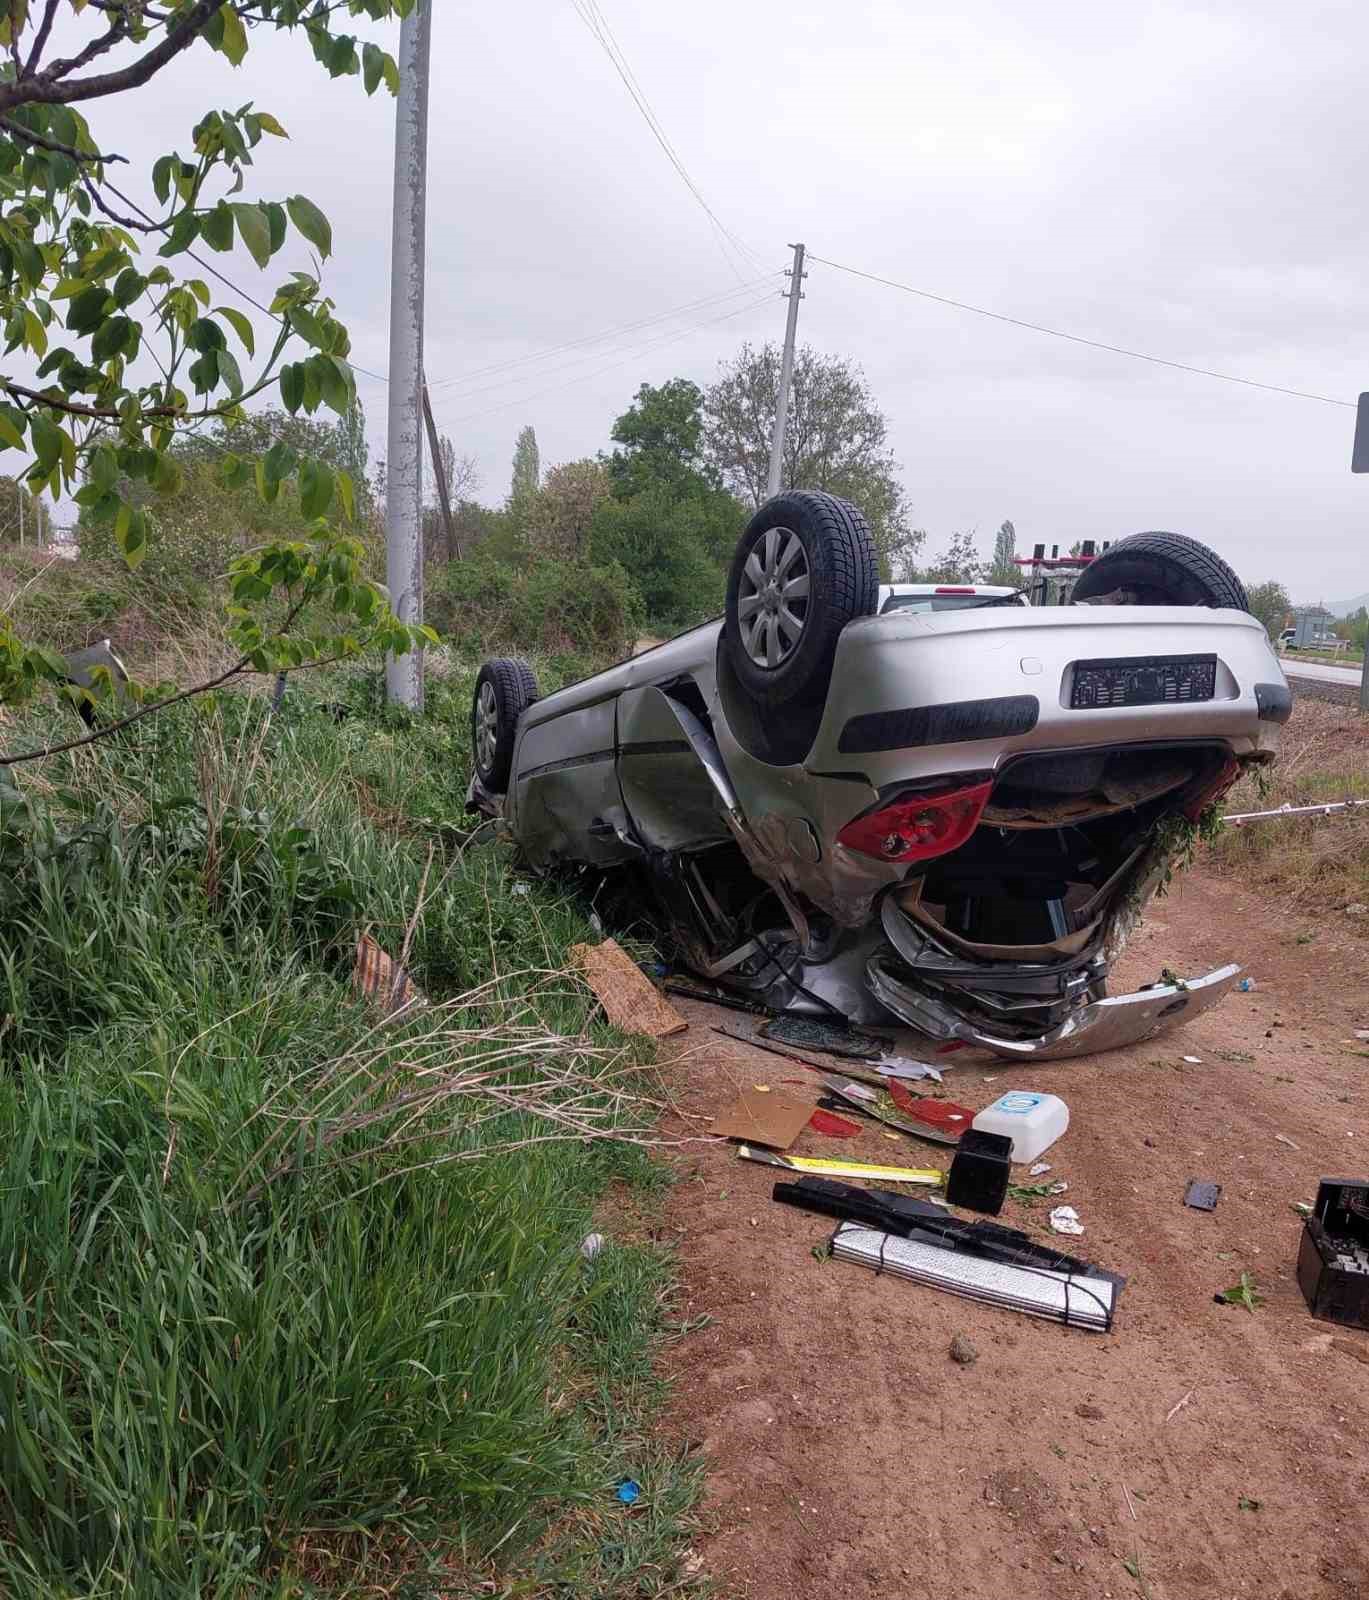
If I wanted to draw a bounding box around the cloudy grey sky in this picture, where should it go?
[86,0,1369,603]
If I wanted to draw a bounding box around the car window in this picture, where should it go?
[882,593,1003,615]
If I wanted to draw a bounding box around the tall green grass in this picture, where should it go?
[0,667,697,1596]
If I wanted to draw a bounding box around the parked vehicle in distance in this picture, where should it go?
[469,492,1289,1060]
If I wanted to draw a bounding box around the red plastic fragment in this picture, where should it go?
[808,1108,862,1139]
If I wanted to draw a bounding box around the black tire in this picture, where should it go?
[723,490,879,711]
[1072,531,1248,611]
[471,657,538,791]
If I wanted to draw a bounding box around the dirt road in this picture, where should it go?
[656,870,1369,1600]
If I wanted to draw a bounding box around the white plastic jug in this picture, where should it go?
[971,1090,1069,1165]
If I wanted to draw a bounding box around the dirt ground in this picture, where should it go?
[654,869,1369,1600]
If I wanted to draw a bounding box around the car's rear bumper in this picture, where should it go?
[867,957,1243,1061]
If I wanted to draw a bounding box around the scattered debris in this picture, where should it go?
[1009,1179,1069,1202]
[1076,1402,1104,1420]
[972,1090,1070,1164]
[946,1129,1013,1215]
[580,1232,605,1261]
[352,932,428,1020]
[1183,1179,1222,1212]
[616,1479,641,1505]
[1182,1055,1203,1064]
[949,1333,979,1365]
[829,1219,1118,1331]
[807,1108,862,1139]
[1331,1337,1369,1366]
[510,880,531,897]
[1274,1133,1300,1150]
[1049,1205,1085,1236]
[874,1055,944,1084]
[1164,1388,1195,1422]
[1238,1496,1262,1512]
[711,1089,816,1151]
[1238,976,1256,992]
[1297,1179,1369,1330]
[664,977,772,1016]
[1291,1201,1314,1218]
[571,939,688,1038]
[1216,1273,1263,1312]
[1356,1030,1369,1043]
[884,1079,975,1142]
[1029,1161,1053,1177]
[738,1145,944,1185]
[762,1014,892,1059]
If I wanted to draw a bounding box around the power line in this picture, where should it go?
[426,273,780,398]
[433,290,777,429]
[569,0,763,283]
[809,252,1356,410]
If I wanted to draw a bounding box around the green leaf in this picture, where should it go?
[279,362,305,413]
[91,316,133,363]
[217,348,244,396]
[363,41,385,95]
[152,154,176,206]
[220,453,251,490]
[218,4,248,66]
[199,204,234,253]
[231,203,272,269]
[255,459,281,504]
[263,440,297,485]
[286,194,332,259]
[287,305,328,350]
[118,505,148,570]
[263,201,287,254]
[0,411,24,451]
[152,454,183,495]
[213,305,255,356]
[298,458,334,520]
[337,468,355,522]
[28,413,63,472]
[90,444,118,492]
[158,210,200,258]
[382,54,400,96]
[254,111,288,138]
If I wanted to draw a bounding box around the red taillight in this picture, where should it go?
[934,586,976,594]
[836,780,992,863]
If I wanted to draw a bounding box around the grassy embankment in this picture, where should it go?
[0,554,705,1597]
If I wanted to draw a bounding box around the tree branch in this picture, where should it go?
[80,173,168,230]
[1,380,186,419]
[0,1,229,115]
[0,116,127,163]
[23,0,62,76]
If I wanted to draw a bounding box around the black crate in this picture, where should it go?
[1296,1178,1369,1331]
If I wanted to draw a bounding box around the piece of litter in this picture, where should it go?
[1183,1055,1203,1065]
[1029,1162,1052,1177]
[1049,1205,1085,1236]
[736,1145,944,1185]
[1183,1180,1222,1212]
[352,932,428,1021]
[876,1055,944,1084]
[580,1232,605,1260]
[616,1479,641,1505]
[1292,1201,1314,1217]
[510,881,531,897]
[1274,1133,1300,1150]
[570,938,688,1039]
[1238,977,1256,992]
[808,1108,862,1139]
[752,1084,771,1093]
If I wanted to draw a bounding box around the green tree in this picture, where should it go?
[509,425,540,504]
[0,0,427,741]
[608,378,713,500]
[920,530,986,585]
[0,474,51,547]
[701,342,917,575]
[989,519,1018,586]
[589,484,739,626]
[1246,579,1291,639]
[525,459,611,558]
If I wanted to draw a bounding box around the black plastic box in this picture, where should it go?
[1296,1178,1369,1330]
[946,1128,1012,1216]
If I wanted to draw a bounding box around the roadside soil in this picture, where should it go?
[653,868,1369,1600]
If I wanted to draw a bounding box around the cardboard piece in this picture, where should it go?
[570,938,688,1039]
[711,1088,817,1150]
[353,932,428,1020]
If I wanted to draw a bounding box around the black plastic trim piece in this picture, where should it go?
[837,694,1040,755]
[518,749,615,782]
[1254,681,1293,724]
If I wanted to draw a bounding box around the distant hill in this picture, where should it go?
[1328,591,1369,618]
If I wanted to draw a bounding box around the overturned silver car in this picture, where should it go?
[468,492,1289,1059]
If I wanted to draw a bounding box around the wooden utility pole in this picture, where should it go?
[422,379,460,561]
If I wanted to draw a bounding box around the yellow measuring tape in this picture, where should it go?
[737,1145,944,1186]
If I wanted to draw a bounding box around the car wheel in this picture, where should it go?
[724,490,879,710]
[1072,531,1249,610]
[471,657,538,791]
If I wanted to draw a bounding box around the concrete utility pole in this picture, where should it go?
[765,242,806,499]
[384,1,433,710]
[1349,392,1369,714]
